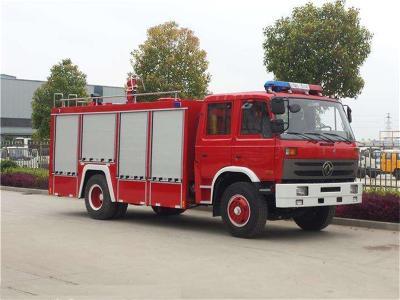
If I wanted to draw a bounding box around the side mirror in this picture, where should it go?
[346,106,352,123]
[271,119,285,134]
[271,98,286,114]
[289,103,301,113]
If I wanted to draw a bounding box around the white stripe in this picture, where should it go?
[78,164,116,202]
[206,166,260,205]
[200,185,211,189]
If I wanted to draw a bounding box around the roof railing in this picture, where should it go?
[53,91,180,107]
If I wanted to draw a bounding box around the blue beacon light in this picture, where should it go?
[264,81,291,92]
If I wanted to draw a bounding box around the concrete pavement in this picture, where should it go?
[1,190,399,299]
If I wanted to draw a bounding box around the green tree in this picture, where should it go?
[32,59,88,139]
[262,1,372,98]
[131,21,210,100]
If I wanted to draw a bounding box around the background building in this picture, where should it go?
[0,74,125,138]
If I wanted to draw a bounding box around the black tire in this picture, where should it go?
[220,182,267,238]
[113,203,128,219]
[84,174,117,220]
[152,206,186,216]
[393,169,400,180]
[367,169,377,178]
[357,168,366,179]
[293,206,336,231]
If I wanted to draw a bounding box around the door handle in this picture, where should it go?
[235,155,242,160]
[201,153,208,158]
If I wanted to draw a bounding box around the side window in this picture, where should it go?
[386,153,392,159]
[240,100,271,137]
[207,103,232,135]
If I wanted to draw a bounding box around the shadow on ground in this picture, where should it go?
[58,206,344,241]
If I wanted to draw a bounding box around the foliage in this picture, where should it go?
[262,0,372,98]
[336,191,400,223]
[32,59,88,139]
[0,167,48,189]
[131,21,210,100]
[364,188,400,197]
[1,173,37,188]
[0,160,18,171]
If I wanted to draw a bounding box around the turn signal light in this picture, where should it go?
[350,184,358,194]
[285,147,298,156]
[296,186,309,196]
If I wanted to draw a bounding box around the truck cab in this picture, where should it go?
[194,81,361,237]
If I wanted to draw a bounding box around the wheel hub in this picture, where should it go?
[227,195,251,227]
[89,184,103,210]
[233,206,242,215]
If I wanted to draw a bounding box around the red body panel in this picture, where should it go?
[50,99,202,209]
[53,176,78,197]
[150,182,182,208]
[118,180,146,205]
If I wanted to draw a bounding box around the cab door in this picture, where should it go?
[195,101,233,202]
[231,99,275,182]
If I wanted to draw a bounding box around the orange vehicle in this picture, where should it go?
[381,150,400,180]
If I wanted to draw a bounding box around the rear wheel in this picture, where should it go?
[152,206,185,216]
[293,206,335,231]
[220,182,267,238]
[84,174,117,220]
[113,203,128,219]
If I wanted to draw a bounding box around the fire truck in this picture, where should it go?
[49,79,362,238]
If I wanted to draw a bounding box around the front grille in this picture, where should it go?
[282,178,355,183]
[294,170,354,177]
[282,159,357,182]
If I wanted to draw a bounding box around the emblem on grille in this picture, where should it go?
[322,161,334,176]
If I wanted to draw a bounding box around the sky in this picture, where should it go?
[1,0,399,140]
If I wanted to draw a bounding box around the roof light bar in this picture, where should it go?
[264,80,322,95]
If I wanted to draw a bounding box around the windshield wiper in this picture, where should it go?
[304,132,336,143]
[285,132,318,143]
[322,132,353,144]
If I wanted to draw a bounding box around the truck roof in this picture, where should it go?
[205,91,336,102]
[51,98,203,115]
[51,89,337,115]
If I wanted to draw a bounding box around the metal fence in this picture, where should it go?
[1,139,399,191]
[1,140,50,169]
[357,146,399,191]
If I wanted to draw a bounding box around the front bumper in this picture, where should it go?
[275,181,362,208]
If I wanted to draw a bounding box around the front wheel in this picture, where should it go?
[220,182,267,238]
[293,206,336,231]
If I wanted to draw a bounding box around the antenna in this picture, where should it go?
[385,113,392,131]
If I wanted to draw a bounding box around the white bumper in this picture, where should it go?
[275,182,362,208]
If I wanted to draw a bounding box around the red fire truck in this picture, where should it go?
[49,80,362,238]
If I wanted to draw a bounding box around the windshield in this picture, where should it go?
[278,98,355,142]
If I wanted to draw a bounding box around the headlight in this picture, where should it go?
[296,186,309,196]
[350,184,358,194]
